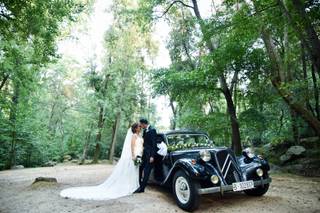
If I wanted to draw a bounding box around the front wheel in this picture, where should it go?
[244,173,270,196]
[172,170,200,212]
[244,183,269,196]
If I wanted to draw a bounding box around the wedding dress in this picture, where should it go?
[60,128,143,200]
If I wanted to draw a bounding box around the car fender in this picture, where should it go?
[239,156,270,180]
[161,159,205,186]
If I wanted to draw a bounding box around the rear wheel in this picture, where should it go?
[172,170,200,212]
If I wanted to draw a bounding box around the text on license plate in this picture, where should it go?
[232,180,254,191]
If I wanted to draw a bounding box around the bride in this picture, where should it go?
[60,123,144,200]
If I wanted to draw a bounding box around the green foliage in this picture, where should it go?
[0,0,159,169]
[147,0,320,151]
[1,0,319,170]
[0,0,88,169]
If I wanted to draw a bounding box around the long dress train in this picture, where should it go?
[60,128,141,200]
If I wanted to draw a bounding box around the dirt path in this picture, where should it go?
[0,164,319,213]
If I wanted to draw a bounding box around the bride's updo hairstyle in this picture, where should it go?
[131,123,139,133]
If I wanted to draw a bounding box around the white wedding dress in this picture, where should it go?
[60,128,143,200]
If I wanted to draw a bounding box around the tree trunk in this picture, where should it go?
[274,79,320,135]
[0,74,9,91]
[261,28,320,136]
[80,124,93,165]
[277,108,285,135]
[109,117,117,159]
[182,40,195,69]
[290,109,300,144]
[26,144,33,167]
[5,84,19,169]
[284,23,300,143]
[220,77,242,154]
[301,42,315,114]
[311,64,320,120]
[191,0,242,154]
[291,0,320,74]
[109,112,121,162]
[48,101,57,136]
[169,97,177,130]
[108,67,127,162]
[278,0,320,74]
[92,106,105,164]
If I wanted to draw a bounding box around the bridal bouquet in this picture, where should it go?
[134,156,142,166]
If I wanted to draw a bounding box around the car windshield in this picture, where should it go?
[167,134,213,147]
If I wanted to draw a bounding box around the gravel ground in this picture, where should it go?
[0,164,319,213]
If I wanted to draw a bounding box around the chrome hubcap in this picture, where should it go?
[175,176,190,204]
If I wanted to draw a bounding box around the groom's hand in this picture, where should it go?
[149,157,154,163]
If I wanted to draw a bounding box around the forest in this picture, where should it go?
[0,0,319,175]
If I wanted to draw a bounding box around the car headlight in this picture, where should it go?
[256,168,264,177]
[210,175,219,184]
[243,147,255,159]
[199,150,211,162]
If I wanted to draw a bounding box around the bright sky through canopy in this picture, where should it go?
[58,0,220,129]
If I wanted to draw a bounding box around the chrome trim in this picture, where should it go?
[161,160,180,185]
[198,178,272,195]
[221,154,230,172]
[223,161,232,179]
[170,148,212,153]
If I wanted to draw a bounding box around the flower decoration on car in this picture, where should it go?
[167,142,215,152]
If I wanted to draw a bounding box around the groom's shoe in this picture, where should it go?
[133,188,140,193]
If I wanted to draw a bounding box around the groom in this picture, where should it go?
[136,118,157,193]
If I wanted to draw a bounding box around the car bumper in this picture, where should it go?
[198,178,272,195]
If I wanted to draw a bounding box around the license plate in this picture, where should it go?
[232,180,254,191]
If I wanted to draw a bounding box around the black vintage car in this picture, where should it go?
[150,130,271,211]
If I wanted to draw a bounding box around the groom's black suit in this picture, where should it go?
[139,125,157,192]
